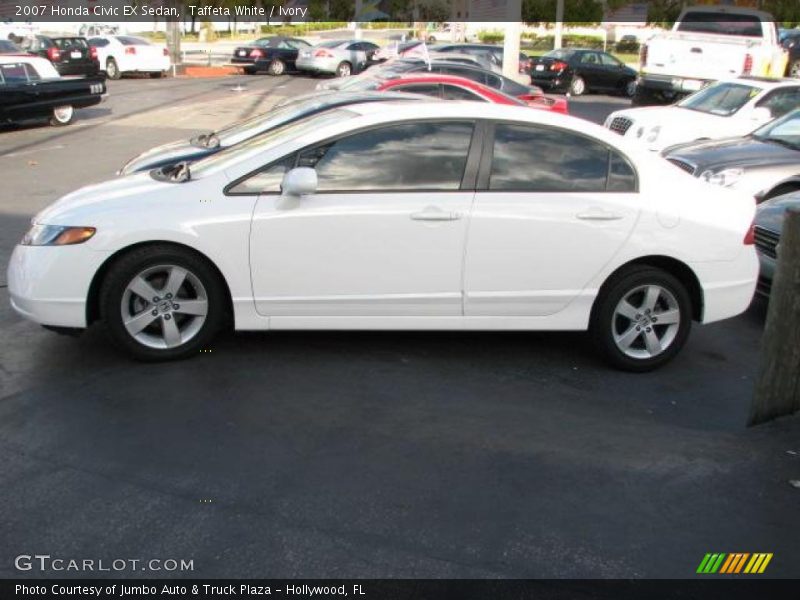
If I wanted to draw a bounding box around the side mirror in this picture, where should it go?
[751,107,772,123]
[281,167,317,197]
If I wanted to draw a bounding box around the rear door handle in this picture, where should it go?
[576,209,624,221]
[410,207,462,221]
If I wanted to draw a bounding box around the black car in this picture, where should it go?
[118,91,425,175]
[530,48,638,97]
[231,36,311,76]
[430,43,533,74]
[0,57,105,127]
[20,35,99,77]
[752,190,800,296]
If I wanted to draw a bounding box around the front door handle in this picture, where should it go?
[576,208,624,221]
[410,207,462,221]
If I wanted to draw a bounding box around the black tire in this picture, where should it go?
[243,66,257,75]
[106,57,121,80]
[49,105,74,127]
[590,266,692,372]
[787,60,800,79]
[99,245,227,361]
[149,71,164,79]
[335,61,352,77]
[267,59,285,76]
[631,85,657,107]
[621,78,637,98]
[569,75,586,96]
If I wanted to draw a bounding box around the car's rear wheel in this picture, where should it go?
[50,105,74,127]
[149,71,164,79]
[106,57,121,80]
[788,60,800,79]
[622,79,637,98]
[267,59,285,76]
[100,245,227,361]
[569,75,586,96]
[243,66,257,75]
[590,266,692,372]
[336,61,352,77]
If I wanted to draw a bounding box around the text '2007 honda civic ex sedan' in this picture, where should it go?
[7,101,759,371]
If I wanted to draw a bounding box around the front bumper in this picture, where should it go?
[7,243,111,328]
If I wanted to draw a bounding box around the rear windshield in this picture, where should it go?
[117,36,150,46]
[677,13,763,37]
[53,38,88,49]
[678,82,760,116]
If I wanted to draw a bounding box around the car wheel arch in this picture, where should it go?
[86,241,234,326]
[591,256,704,324]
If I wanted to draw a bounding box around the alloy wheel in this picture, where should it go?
[337,62,351,77]
[570,76,585,96]
[611,284,681,359]
[52,105,74,125]
[120,264,209,349]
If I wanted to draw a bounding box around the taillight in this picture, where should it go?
[743,53,753,75]
[518,92,544,103]
[125,46,136,55]
[249,48,263,58]
[163,48,169,57]
[744,220,756,245]
[314,49,334,58]
[551,60,568,72]
[640,44,648,67]
[46,47,60,61]
[89,46,97,60]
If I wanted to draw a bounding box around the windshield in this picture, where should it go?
[189,109,357,179]
[192,96,349,148]
[752,108,800,150]
[677,82,760,116]
[677,13,763,37]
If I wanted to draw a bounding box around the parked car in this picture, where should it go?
[361,72,567,114]
[634,6,788,106]
[426,51,500,73]
[8,101,757,371]
[320,60,544,103]
[118,91,426,175]
[530,48,638,97]
[662,107,800,203]
[0,55,105,127]
[373,40,426,61]
[615,35,640,53]
[752,190,800,296]
[429,43,533,75]
[88,35,170,79]
[231,36,311,75]
[296,39,379,77]
[19,35,99,77]
[604,77,800,151]
[0,39,21,53]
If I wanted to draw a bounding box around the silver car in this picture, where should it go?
[296,39,378,77]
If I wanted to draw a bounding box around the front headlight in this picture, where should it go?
[21,224,96,246]
[699,168,744,188]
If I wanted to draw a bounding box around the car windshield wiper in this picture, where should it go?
[171,161,191,182]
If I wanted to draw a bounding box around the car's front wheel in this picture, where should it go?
[590,266,692,372]
[50,105,74,126]
[100,245,227,361]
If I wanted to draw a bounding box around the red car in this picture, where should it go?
[374,73,569,114]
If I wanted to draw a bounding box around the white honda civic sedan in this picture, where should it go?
[8,101,759,370]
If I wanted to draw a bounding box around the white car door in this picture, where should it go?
[245,120,478,317]
[464,122,641,317]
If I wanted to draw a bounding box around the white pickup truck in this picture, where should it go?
[634,6,788,106]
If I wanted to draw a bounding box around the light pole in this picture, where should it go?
[554,0,564,49]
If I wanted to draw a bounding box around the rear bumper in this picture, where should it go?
[530,75,568,92]
[690,249,759,324]
[56,63,100,77]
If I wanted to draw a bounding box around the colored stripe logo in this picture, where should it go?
[697,553,773,574]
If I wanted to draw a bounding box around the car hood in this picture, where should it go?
[664,136,800,172]
[35,172,169,224]
[755,191,800,235]
[119,139,213,176]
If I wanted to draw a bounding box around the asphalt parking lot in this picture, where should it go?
[1,74,798,579]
